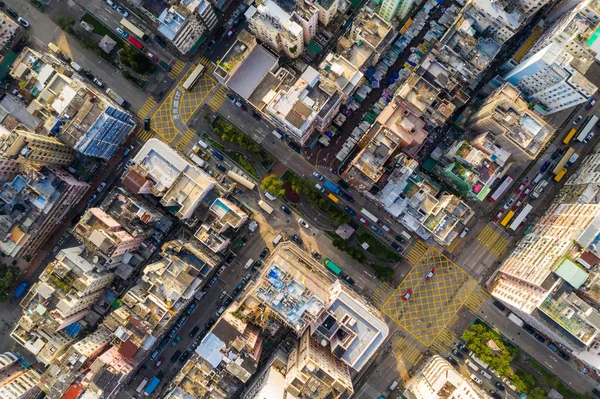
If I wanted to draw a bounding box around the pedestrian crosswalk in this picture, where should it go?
[392,335,423,366]
[169,60,186,79]
[371,282,395,309]
[208,86,229,111]
[464,285,490,313]
[405,240,429,265]
[198,56,215,72]
[137,98,156,119]
[175,130,196,152]
[137,129,153,143]
[476,224,509,258]
[431,328,458,354]
[447,237,461,253]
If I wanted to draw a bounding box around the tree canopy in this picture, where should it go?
[462,323,513,376]
[261,175,285,198]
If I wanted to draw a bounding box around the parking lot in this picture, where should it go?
[382,247,478,346]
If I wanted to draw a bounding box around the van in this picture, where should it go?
[470,374,483,385]
[533,173,543,184]
[389,380,398,391]
[465,359,479,372]
[273,234,282,245]
[481,370,492,379]
[400,231,412,241]
[548,342,559,352]
[196,139,208,149]
[71,61,83,72]
[459,227,469,238]
[272,130,283,139]
[244,258,254,269]
[315,183,325,193]
[382,225,391,233]
[150,350,159,360]
[264,192,276,201]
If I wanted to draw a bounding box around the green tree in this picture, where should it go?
[0,265,19,302]
[462,323,513,376]
[56,17,75,31]
[261,174,285,197]
[119,46,154,74]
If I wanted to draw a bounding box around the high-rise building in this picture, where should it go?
[503,43,597,114]
[0,352,41,399]
[313,0,338,26]
[246,0,305,58]
[293,1,319,43]
[467,82,555,157]
[404,355,490,398]
[0,129,74,167]
[0,167,89,258]
[158,0,218,54]
[378,0,415,22]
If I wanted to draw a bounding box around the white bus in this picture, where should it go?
[509,204,533,231]
[258,200,274,215]
[120,18,147,40]
[576,115,599,142]
[136,378,149,394]
[360,208,379,223]
[182,64,205,90]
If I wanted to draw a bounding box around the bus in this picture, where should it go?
[127,36,144,50]
[552,147,576,175]
[563,128,577,144]
[500,210,515,227]
[554,168,567,182]
[328,193,339,203]
[227,170,256,190]
[509,204,532,231]
[182,64,205,90]
[324,258,342,276]
[576,115,599,142]
[488,176,513,202]
[120,18,147,40]
[258,200,273,215]
[360,208,379,223]
[144,377,160,396]
[531,180,548,199]
[136,378,149,394]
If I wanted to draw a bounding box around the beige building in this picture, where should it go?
[0,352,41,399]
[0,129,74,167]
[293,1,319,43]
[314,0,338,26]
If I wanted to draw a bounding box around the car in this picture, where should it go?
[557,350,570,361]
[371,225,383,236]
[154,35,167,47]
[215,265,226,276]
[425,268,435,280]
[207,39,216,49]
[503,198,514,209]
[344,206,356,216]
[216,306,226,316]
[541,160,551,172]
[451,348,463,358]
[401,289,413,301]
[97,182,107,192]
[225,253,236,264]
[205,318,215,329]
[259,247,269,258]
[215,163,227,172]
[515,183,525,194]
[298,219,310,229]
[116,28,129,38]
[315,183,325,193]
[291,234,302,244]
[154,358,163,369]
[573,115,583,124]
[146,52,158,62]
[5,8,17,19]
[235,101,246,110]
[207,276,217,287]
[168,328,177,338]
[457,343,469,353]
[223,297,232,307]
[226,29,235,39]
[494,381,505,391]
[106,0,116,7]
[93,78,104,88]
[470,374,483,385]
[17,17,29,28]
[310,250,321,259]
[312,171,324,181]
[179,350,191,363]
[358,216,369,226]
[522,324,535,334]
[87,194,97,204]
[226,94,236,103]
[171,336,181,346]
[446,356,458,366]
[587,98,597,110]
[493,300,506,311]
[395,235,404,243]
[170,350,182,363]
[459,227,469,238]
[280,205,291,215]
[592,388,600,398]
[391,242,401,251]
[251,112,261,120]
[523,186,532,195]
[489,391,502,399]
[343,274,355,285]
[116,6,129,17]
[185,303,197,314]
[512,200,523,210]
[533,332,546,343]
[252,259,262,268]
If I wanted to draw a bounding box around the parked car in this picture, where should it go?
[116,6,129,17]
[298,219,310,229]
[522,324,535,334]
[259,247,269,258]
[226,94,236,103]
[533,332,546,343]
[154,358,163,369]
[5,8,17,18]
[154,35,167,47]
[146,52,158,62]
[170,350,182,363]
[503,198,514,209]
[557,350,570,361]
[344,206,356,216]
[451,349,463,358]
[391,242,401,252]
[587,98,597,110]
[179,350,191,363]
[207,39,216,49]
[226,29,235,39]
[17,17,29,28]
[116,28,129,38]
[312,171,324,181]
[446,356,458,366]
[310,250,321,259]
[343,275,354,285]
[540,160,551,172]
[358,216,369,226]
[251,112,261,120]
[291,234,302,244]
[93,78,104,88]
[494,381,505,391]
[280,205,291,215]
[573,115,583,124]
[97,182,107,192]
[457,343,469,353]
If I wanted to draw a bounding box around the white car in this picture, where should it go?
[312,171,324,181]
[97,182,107,192]
[298,219,310,229]
[503,198,514,210]
[470,374,483,385]
[116,6,129,18]
[17,17,30,28]
[116,28,128,38]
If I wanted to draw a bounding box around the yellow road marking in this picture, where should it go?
[392,335,424,366]
[137,98,156,119]
[208,86,229,112]
[405,240,429,265]
[137,130,153,143]
[464,285,490,313]
[476,224,509,258]
[431,328,458,354]
[447,237,461,253]
[371,282,395,309]
[169,60,186,79]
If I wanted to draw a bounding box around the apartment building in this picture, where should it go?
[0,352,41,399]
[0,11,20,54]
[313,0,338,26]
[503,43,597,114]
[122,138,216,221]
[11,246,115,365]
[378,0,416,22]
[194,197,248,253]
[467,82,555,157]
[158,0,218,54]
[347,8,393,69]
[463,0,525,45]
[0,129,74,167]
[404,355,490,398]
[293,1,319,43]
[246,0,304,58]
[0,167,89,258]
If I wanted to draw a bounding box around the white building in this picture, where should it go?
[246,0,305,58]
[0,352,41,399]
[378,0,415,22]
[158,0,218,54]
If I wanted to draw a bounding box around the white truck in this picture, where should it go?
[106,88,125,106]
[508,312,524,327]
[189,153,206,169]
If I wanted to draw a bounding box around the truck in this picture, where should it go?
[14,281,29,298]
[554,168,567,182]
[144,377,160,396]
[324,258,342,276]
[258,200,274,215]
[531,180,548,199]
[508,312,524,327]
[323,180,341,194]
[136,378,149,394]
[106,88,125,106]
[212,150,224,160]
[565,153,579,167]
[576,115,598,142]
[468,352,489,369]
[360,208,379,223]
[189,153,206,169]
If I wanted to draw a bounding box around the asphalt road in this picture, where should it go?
[3,0,150,112]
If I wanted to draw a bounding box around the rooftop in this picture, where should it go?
[224,44,279,100]
[157,7,187,40]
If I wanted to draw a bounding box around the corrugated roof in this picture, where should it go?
[555,259,589,289]
[285,101,312,129]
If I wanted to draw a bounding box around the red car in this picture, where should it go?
[587,98,596,110]
[512,200,523,211]
[402,289,413,301]
[425,268,435,280]
[492,210,504,222]
[154,358,163,369]
[523,186,532,195]
[146,52,158,62]
[358,216,369,226]
[226,28,236,39]
[515,182,525,194]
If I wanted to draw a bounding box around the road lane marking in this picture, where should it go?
[544,361,553,369]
